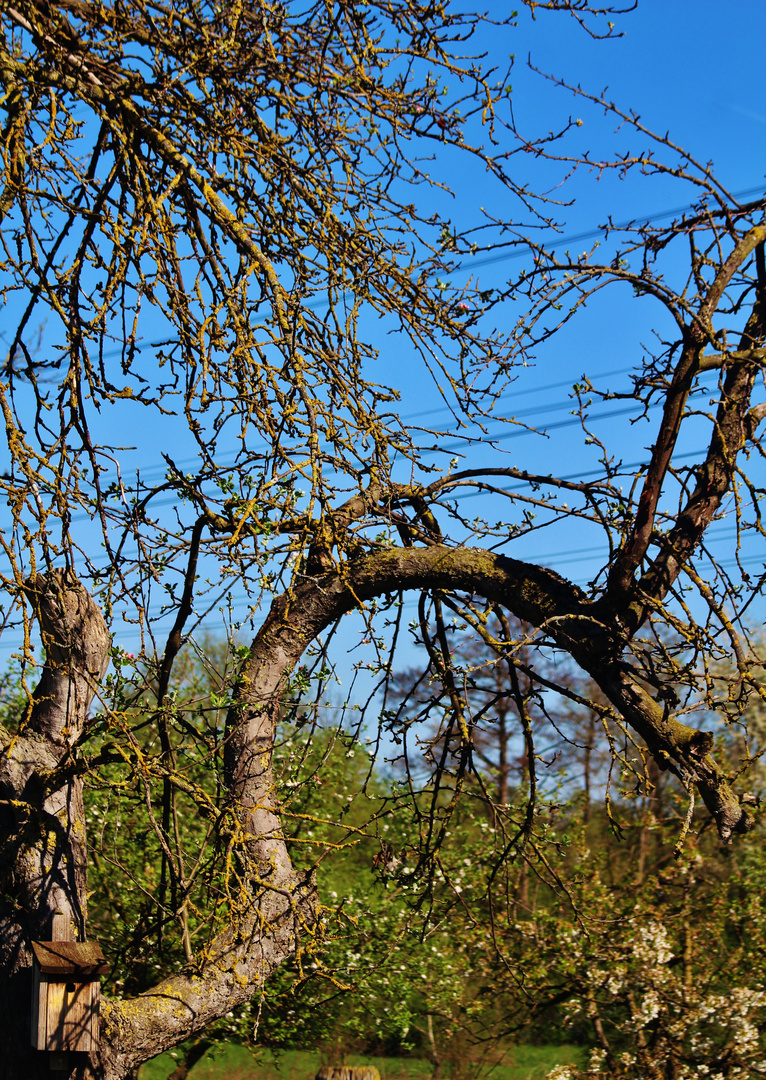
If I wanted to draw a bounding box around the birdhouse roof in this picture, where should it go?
[31,940,108,977]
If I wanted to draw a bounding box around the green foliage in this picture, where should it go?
[86,637,243,993]
[66,638,766,1077]
[0,656,29,731]
[535,844,766,1078]
[250,741,766,1079]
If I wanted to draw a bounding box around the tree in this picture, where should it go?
[0,0,765,1077]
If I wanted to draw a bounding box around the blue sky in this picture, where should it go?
[1,0,764,667]
[386,0,766,569]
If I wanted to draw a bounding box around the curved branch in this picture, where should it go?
[56,544,749,1074]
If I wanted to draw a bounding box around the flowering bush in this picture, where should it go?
[539,843,766,1079]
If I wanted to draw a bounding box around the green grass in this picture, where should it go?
[139,1045,587,1080]
[496,1045,586,1079]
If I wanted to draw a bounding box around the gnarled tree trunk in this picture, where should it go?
[0,569,316,1080]
[0,553,752,1079]
[0,571,110,1080]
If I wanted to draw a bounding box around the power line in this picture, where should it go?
[401,365,635,422]
[432,401,653,452]
[448,447,707,501]
[89,181,764,426]
[71,182,764,485]
[445,184,766,274]
[71,363,639,494]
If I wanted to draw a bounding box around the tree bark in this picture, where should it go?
[0,570,110,1080]
[0,550,753,1078]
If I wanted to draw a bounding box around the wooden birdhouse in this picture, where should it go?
[31,913,108,1054]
